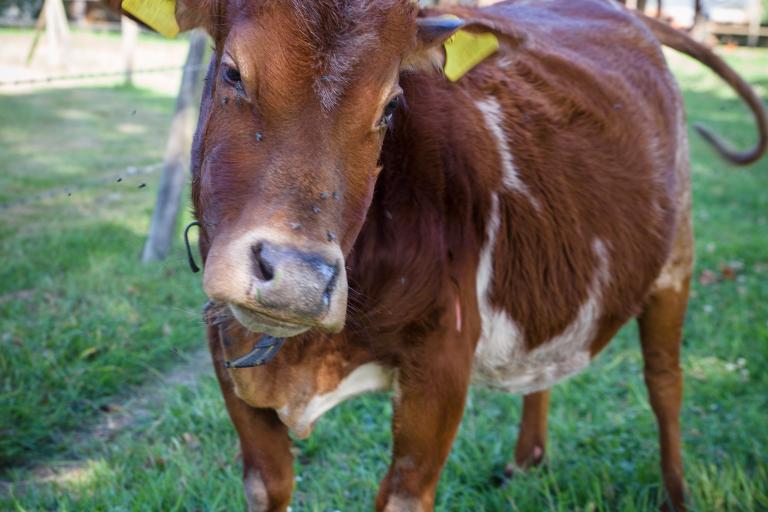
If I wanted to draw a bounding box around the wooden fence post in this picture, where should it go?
[747,0,762,47]
[691,0,708,42]
[121,16,139,86]
[141,29,208,263]
[70,0,86,27]
[45,0,69,68]
[27,0,70,67]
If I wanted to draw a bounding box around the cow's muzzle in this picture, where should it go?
[203,232,348,337]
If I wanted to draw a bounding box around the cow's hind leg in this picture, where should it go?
[638,229,692,512]
[504,389,550,477]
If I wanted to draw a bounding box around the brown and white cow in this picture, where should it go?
[166,0,767,510]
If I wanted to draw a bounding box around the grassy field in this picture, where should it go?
[1,47,767,511]
[0,85,205,468]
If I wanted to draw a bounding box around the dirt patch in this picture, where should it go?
[72,347,211,446]
[0,289,35,305]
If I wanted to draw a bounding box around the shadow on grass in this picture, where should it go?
[0,85,175,204]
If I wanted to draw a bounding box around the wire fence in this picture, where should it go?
[0,63,205,88]
[0,162,163,210]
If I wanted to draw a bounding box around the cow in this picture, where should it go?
[146,0,767,510]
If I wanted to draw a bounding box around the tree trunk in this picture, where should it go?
[141,30,207,263]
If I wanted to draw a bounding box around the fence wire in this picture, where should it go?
[0,162,163,210]
[0,64,205,88]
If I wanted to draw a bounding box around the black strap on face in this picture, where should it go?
[222,331,286,369]
[184,221,202,273]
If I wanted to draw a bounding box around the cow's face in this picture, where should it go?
[187,0,461,337]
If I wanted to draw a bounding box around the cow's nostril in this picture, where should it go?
[251,243,275,282]
[322,263,339,308]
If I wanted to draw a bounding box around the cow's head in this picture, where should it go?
[186,1,463,337]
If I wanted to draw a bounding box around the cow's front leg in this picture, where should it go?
[376,340,473,512]
[208,326,294,512]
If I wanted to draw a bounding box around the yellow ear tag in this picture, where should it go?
[443,24,499,82]
[122,0,180,38]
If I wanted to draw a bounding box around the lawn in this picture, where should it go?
[1,47,767,511]
[0,85,205,468]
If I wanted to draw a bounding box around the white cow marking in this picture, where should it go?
[383,494,424,512]
[473,193,527,372]
[495,56,515,70]
[277,363,394,438]
[244,469,269,512]
[654,100,693,294]
[475,96,541,210]
[472,205,611,394]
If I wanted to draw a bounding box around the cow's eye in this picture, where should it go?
[377,96,401,130]
[222,65,242,87]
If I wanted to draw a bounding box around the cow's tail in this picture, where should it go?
[638,13,767,166]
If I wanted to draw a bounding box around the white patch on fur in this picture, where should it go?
[472,227,611,395]
[473,193,526,372]
[475,96,540,210]
[495,56,514,70]
[383,494,423,512]
[654,261,687,293]
[654,102,693,293]
[244,469,269,512]
[277,363,393,438]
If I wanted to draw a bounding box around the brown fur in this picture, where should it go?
[162,0,768,510]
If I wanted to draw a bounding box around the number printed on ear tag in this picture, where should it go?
[122,0,180,38]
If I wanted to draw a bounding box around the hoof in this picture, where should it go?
[512,444,545,472]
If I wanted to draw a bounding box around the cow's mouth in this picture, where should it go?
[229,303,312,337]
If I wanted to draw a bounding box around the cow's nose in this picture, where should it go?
[250,241,339,318]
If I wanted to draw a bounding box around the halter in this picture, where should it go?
[203,302,287,369]
[221,329,286,369]
[184,221,202,273]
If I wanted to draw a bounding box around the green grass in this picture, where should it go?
[0,85,206,469]
[0,86,173,205]
[1,48,768,511]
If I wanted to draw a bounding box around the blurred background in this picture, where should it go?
[0,0,766,510]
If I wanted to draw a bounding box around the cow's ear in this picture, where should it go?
[117,0,219,37]
[175,0,213,32]
[402,15,526,79]
[401,16,465,73]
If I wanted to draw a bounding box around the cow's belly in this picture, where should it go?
[471,197,611,394]
[470,313,594,395]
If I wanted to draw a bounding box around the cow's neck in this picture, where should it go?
[345,72,491,344]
